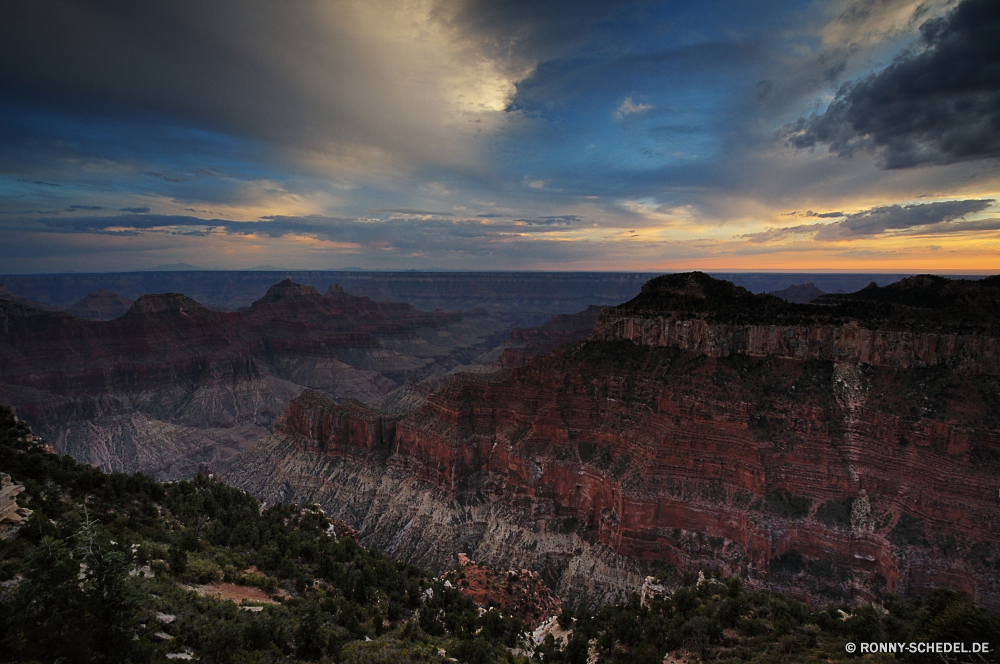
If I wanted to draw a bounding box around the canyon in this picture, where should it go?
[0,271,654,324]
[2,270,998,611]
[220,273,1000,609]
[0,280,508,478]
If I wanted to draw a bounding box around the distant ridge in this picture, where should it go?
[768,282,828,304]
[138,262,207,271]
[0,284,56,310]
[63,289,133,320]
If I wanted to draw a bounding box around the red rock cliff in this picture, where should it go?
[230,273,1000,609]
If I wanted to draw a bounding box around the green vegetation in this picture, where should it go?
[890,513,929,547]
[894,365,964,420]
[0,407,525,664]
[534,574,1000,664]
[816,498,854,528]
[2,406,999,663]
[764,492,812,520]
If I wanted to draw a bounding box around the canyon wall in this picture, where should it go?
[0,281,508,478]
[0,271,654,320]
[592,316,1000,374]
[223,273,1000,609]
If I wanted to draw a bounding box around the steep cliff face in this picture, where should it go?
[0,282,508,479]
[0,295,295,477]
[594,272,1000,373]
[224,273,1000,609]
[498,305,603,368]
[242,280,504,385]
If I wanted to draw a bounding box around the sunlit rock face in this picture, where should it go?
[0,281,507,479]
[223,273,1000,609]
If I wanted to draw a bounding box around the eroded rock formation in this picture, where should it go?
[498,305,604,368]
[0,281,507,478]
[223,273,1000,609]
[63,289,134,320]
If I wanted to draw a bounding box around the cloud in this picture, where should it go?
[614,97,655,120]
[0,0,530,176]
[740,223,827,244]
[119,207,151,213]
[67,205,103,211]
[366,209,455,217]
[10,211,584,249]
[787,0,1000,168]
[741,199,995,242]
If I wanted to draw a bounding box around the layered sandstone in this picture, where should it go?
[0,281,508,479]
[0,473,31,525]
[593,273,1000,374]
[224,272,1000,609]
[443,554,561,629]
[498,305,603,368]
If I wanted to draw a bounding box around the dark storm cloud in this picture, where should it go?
[741,199,995,242]
[0,1,315,149]
[67,205,104,211]
[787,0,1000,168]
[11,212,582,249]
[119,207,151,213]
[0,0,522,174]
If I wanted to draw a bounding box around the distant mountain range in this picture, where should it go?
[768,282,830,303]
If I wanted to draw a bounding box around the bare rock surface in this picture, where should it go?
[0,281,508,479]
[221,273,1000,609]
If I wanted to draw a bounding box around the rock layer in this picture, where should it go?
[594,273,1000,373]
[224,273,1000,609]
[1,282,507,478]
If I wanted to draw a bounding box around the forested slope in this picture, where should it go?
[1,406,997,663]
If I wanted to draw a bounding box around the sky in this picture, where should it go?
[1,0,998,273]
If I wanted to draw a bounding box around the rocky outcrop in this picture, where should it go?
[0,282,508,479]
[768,283,828,304]
[63,289,133,320]
[442,554,561,629]
[223,273,1000,610]
[593,272,1000,374]
[0,473,31,524]
[0,472,32,540]
[498,306,603,368]
[240,279,502,385]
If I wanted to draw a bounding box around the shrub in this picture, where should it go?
[889,513,927,547]
[815,498,853,527]
[765,492,811,520]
